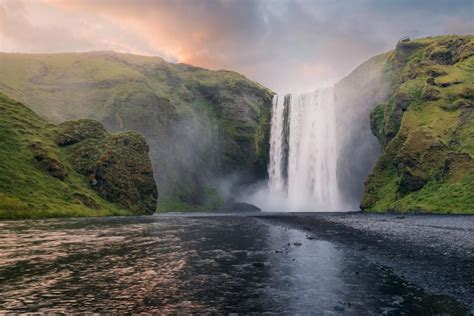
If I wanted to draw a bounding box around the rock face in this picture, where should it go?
[0,51,273,210]
[361,35,474,213]
[334,52,391,208]
[0,93,157,218]
[55,120,158,214]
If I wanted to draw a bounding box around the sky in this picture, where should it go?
[1,0,473,92]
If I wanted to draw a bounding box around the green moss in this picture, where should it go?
[0,93,155,219]
[0,51,274,211]
[363,35,474,214]
[370,103,386,144]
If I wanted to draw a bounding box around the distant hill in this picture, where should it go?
[0,51,273,211]
[0,93,157,218]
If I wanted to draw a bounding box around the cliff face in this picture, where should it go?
[334,52,391,208]
[0,93,157,218]
[0,52,273,210]
[361,35,474,213]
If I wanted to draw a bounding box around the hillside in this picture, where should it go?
[361,35,474,213]
[0,51,273,210]
[0,93,157,219]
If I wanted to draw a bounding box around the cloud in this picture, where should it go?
[1,0,473,92]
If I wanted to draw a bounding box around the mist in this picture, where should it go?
[241,53,391,212]
[151,115,220,205]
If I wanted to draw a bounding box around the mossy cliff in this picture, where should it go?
[361,35,474,213]
[0,93,157,218]
[0,52,273,210]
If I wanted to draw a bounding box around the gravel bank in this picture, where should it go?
[257,213,474,311]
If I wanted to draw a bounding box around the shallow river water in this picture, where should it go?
[0,214,468,314]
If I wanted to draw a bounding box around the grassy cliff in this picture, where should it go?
[0,93,157,219]
[361,35,474,213]
[0,51,273,211]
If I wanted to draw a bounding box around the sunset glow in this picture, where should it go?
[1,0,473,91]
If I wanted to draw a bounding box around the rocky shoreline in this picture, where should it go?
[256,213,474,311]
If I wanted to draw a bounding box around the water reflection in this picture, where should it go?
[0,216,468,314]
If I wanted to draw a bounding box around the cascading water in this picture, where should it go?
[268,88,342,211]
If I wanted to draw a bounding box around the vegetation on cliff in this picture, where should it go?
[361,35,474,213]
[0,51,273,211]
[0,93,157,219]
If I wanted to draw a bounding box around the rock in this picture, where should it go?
[398,36,410,43]
[363,36,474,213]
[0,92,159,218]
[422,86,441,101]
[426,68,447,77]
[399,169,426,193]
[439,152,473,182]
[460,86,474,99]
[36,157,67,181]
[334,306,345,312]
[218,199,261,212]
[394,92,411,111]
[58,120,157,211]
[440,99,471,111]
[73,192,100,209]
[30,142,68,181]
[252,262,265,268]
[394,41,426,63]
[233,202,261,212]
[426,77,436,86]
[55,119,107,146]
[429,47,453,65]
[63,122,158,215]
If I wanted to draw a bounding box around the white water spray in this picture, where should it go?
[268,88,342,211]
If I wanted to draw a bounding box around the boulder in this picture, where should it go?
[30,142,67,181]
[422,86,441,101]
[218,199,261,212]
[55,119,107,146]
[460,87,474,99]
[57,121,158,215]
[429,48,453,65]
[398,168,427,193]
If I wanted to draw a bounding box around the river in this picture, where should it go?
[0,214,468,314]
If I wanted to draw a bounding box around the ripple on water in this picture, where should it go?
[0,216,469,314]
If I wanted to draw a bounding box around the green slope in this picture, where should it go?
[361,35,474,213]
[0,51,273,211]
[0,93,157,219]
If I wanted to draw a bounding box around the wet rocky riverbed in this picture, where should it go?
[0,214,470,314]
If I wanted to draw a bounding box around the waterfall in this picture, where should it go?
[268,88,342,211]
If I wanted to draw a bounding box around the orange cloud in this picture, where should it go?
[2,0,473,92]
[40,0,235,68]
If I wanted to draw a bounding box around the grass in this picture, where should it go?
[156,187,225,212]
[362,35,474,214]
[0,93,134,219]
[0,51,274,211]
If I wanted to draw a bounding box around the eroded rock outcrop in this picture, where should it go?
[0,92,157,218]
[56,120,158,215]
[361,35,474,213]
